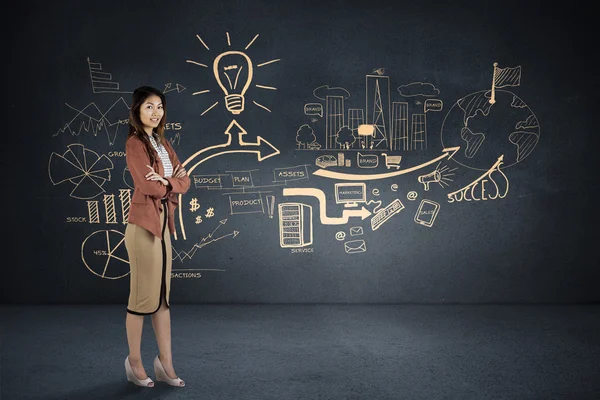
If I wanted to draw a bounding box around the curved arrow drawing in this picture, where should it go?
[312,147,461,181]
[176,120,280,240]
[282,187,371,225]
[446,155,508,202]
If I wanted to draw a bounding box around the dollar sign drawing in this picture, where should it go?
[195,216,202,224]
[190,198,200,212]
[205,207,214,218]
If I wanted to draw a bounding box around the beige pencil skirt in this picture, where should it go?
[125,200,172,315]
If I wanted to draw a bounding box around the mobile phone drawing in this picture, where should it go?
[414,199,440,227]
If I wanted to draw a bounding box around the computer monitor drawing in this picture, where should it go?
[334,183,366,208]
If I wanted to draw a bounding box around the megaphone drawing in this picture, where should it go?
[418,170,441,191]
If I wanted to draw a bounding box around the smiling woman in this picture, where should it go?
[123,86,191,388]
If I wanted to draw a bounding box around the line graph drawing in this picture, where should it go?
[48,144,114,199]
[53,97,130,146]
[171,219,239,262]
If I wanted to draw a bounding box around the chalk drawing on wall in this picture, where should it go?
[187,33,280,115]
[313,147,460,181]
[171,218,238,263]
[84,189,131,224]
[381,153,401,169]
[365,75,390,150]
[489,63,521,104]
[391,184,399,192]
[119,189,131,223]
[49,144,114,199]
[296,124,321,150]
[103,194,119,224]
[192,166,308,193]
[163,83,186,94]
[298,75,444,152]
[447,155,509,203]
[335,183,367,208]
[272,165,311,184]
[282,187,372,225]
[176,119,280,240]
[370,199,405,231]
[87,57,131,94]
[193,174,227,190]
[344,239,367,254]
[394,82,444,151]
[123,167,134,189]
[53,98,130,145]
[81,229,130,279]
[315,154,338,168]
[417,162,457,191]
[406,191,418,201]
[265,195,276,218]
[349,226,364,236]
[279,202,313,248]
[167,131,182,146]
[228,191,265,215]
[441,63,539,171]
[215,50,254,114]
[189,198,202,212]
[317,85,354,150]
[356,152,379,169]
[414,199,441,227]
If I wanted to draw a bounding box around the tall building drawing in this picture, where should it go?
[366,75,390,150]
[391,102,409,151]
[347,109,364,131]
[326,96,345,149]
[411,113,427,150]
[347,109,364,149]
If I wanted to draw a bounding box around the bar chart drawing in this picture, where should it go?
[87,57,131,94]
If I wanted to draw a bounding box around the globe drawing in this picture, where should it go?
[440,89,540,171]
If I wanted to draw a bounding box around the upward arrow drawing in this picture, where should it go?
[176,120,280,240]
[312,147,461,181]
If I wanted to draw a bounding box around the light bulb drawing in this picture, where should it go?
[187,32,280,116]
[213,51,253,114]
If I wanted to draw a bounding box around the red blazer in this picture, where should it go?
[125,135,191,238]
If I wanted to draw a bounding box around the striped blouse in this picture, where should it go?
[148,135,173,178]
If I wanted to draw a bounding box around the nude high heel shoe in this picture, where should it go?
[125,356,154,387]
[154,355,185,387]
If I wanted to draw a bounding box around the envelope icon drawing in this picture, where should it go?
[344,239,366,254]
[349,226,364,236]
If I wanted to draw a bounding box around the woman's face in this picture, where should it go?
[139,94,164,134]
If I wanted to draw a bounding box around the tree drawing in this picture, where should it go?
[335,126,356,150]
[296,124,318,149]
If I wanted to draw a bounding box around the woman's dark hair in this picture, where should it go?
[127,86,167,166]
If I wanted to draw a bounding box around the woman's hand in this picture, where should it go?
[146,165,168,186]
[173,164,187,178]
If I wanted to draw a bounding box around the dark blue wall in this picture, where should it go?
[5,0,598,304]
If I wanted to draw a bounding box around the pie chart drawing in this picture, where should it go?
[123,166,134,189]
[81,229,130,279]
[49,143,114,199]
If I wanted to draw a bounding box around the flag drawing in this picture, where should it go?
[489,62,522,104]
[494,65,522,88]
